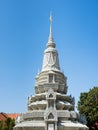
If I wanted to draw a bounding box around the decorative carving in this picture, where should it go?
[49,94,53,98]
[48,113,54,119]
[47,88,56,99]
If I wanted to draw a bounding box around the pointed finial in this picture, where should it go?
[37,68,40,74]
[50,11,52,25]
[49,11,53,38]
[47,12,55,48]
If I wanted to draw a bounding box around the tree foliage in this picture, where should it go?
[78,87,98,128]
[0,118,15,130]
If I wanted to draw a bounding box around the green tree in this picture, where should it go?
[78,87,98,129]
[0,121,3,130]
[5,118,11,130]
[2,121,8,130]
[9,119,15,130]
[0,118,15,130]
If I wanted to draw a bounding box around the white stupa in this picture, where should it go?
[13,13,88,130]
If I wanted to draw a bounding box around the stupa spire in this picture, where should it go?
[48,12,53,42]
[42,12,60,71]
[47,12,55,48]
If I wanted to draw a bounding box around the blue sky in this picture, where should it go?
[0,0,98,113]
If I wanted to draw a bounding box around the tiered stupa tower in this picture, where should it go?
[14,13,88,130]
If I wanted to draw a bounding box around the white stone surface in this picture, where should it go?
[14,13,88,130]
